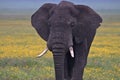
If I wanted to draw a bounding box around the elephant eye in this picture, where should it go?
[48,22,51,26]
[70,22,75,27]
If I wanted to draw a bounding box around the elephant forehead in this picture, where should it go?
[54,6,70,15]
[49,15,74,25]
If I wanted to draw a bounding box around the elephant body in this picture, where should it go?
[31,1,102,80]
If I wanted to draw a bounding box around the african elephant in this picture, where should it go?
[31,1,102,80]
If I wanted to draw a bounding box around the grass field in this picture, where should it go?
[0,11,120,80]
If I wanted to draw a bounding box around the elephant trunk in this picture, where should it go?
[53,48,65,80]
[47,23,74,80]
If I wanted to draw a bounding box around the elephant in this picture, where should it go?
[31,1,102,80]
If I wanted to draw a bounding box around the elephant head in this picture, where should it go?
[31,1,102,80]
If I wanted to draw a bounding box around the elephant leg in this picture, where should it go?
[72,39,88,80]
[64,52,75,80]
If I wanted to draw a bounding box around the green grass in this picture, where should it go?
[0,57,54,80]
[0,13,120,80]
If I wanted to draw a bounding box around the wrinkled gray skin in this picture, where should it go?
[31,1,102,80]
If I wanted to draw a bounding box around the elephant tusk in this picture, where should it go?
[37,47,48,58]
[69,46,74,58]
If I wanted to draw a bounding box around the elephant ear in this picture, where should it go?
[73,5,102,43]
[31,3,56,41]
